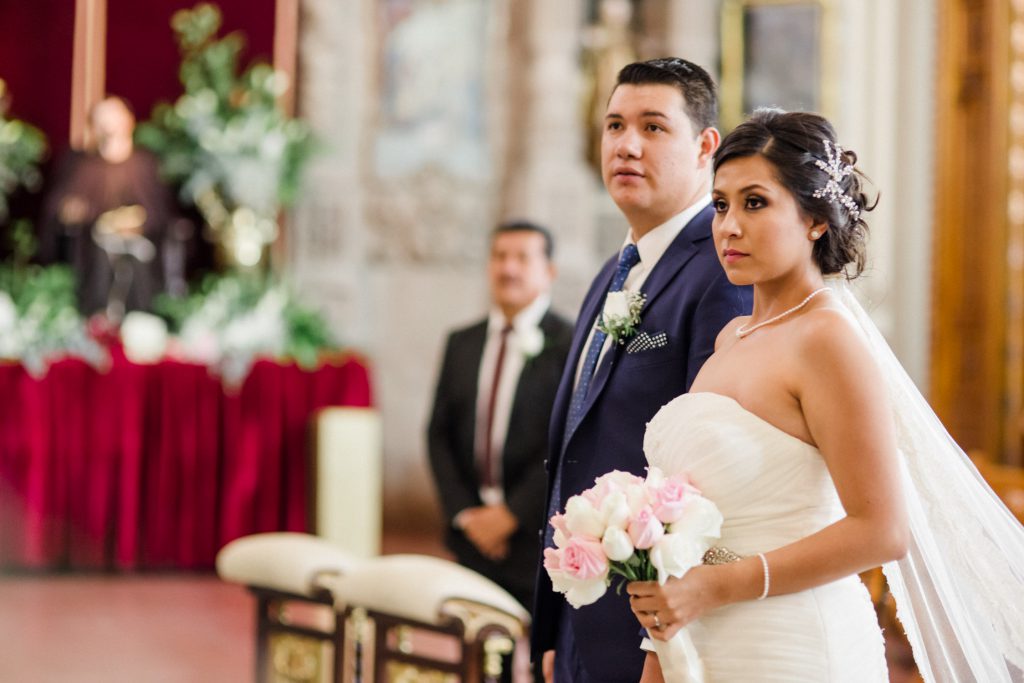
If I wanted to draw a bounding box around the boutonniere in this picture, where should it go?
[516,326,545,359]
[597,291,645,344]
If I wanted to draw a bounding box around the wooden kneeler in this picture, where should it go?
[323,554,530,683]
[216,532,361,682]
[218,537,529,682]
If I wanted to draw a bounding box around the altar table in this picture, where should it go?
[0,351,372,570]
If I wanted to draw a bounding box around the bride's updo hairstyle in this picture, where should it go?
[713,108,876,278]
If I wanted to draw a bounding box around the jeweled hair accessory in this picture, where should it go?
[812,139,861,220]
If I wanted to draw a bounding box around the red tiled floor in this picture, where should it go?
[0,574,252,682]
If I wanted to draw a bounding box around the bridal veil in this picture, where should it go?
[830,277,1024,682]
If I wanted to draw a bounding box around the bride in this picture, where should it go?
[627,109,1024,682]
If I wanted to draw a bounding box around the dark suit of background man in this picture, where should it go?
[428,221,573,612]
[531,58,753,683]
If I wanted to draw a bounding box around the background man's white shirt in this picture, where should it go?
[474,293,551,504]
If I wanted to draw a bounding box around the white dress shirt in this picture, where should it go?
[574,196,712,388]
[474,293,551,505]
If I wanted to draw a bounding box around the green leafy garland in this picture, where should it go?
[135,3,313,261]
[0,79,47,223]
[0,224,106,375]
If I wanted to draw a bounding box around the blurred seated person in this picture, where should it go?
[39,96,187,320]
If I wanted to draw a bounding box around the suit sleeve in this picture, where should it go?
[427,334,480,523]
[504,323,573,534]
[686,269,751,390]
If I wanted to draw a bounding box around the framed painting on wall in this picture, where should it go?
[720,0,836,131]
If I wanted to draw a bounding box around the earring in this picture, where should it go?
[810,230,820,239]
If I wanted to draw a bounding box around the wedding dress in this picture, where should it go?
[644,391,889,682]
[643,278,1024,683]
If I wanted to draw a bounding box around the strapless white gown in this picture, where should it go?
[644,392,888,682]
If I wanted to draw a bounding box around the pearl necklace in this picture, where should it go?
[735,287,830,339]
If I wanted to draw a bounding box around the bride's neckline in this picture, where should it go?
[684,391,818,450]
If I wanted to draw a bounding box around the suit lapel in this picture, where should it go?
[571,207,714,438]
[506,312,556,452]
[460,321,488,469]
[550,261,615,455]
[640,205,713,311]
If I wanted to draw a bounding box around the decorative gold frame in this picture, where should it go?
[719,0,837,131]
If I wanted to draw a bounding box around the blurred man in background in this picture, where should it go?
[428,220,573,617]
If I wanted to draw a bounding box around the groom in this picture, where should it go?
[532,58,752,682]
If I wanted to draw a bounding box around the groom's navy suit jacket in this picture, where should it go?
[531,206,752,681]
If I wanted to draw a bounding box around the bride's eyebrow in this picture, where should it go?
[738,183,770,193]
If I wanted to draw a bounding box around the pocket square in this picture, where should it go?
[626,331,668,354]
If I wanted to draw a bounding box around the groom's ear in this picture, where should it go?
[697,127,721,165]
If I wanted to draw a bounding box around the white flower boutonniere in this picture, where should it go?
[597,291,645,344]
[517,326,545,359]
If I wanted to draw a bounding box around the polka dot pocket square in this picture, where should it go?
[625,331,668,354]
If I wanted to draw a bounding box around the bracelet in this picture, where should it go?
[756,552,770,600]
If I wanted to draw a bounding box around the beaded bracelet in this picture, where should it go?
[756,552,770,600]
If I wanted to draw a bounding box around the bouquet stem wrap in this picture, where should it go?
[651,628,704,683]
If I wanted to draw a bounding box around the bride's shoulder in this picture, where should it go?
[795,303,879,374]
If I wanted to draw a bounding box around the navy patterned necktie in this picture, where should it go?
[545,244,640,547]
[563,243,641,444]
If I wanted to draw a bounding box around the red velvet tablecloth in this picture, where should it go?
[0,352,372,570]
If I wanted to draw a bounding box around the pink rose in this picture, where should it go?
[549,513,571,547]
[628,507,665,549]
[561,537,609,581]
[651,477,699,524]
[584,470,646,508]
[543,547,563,571]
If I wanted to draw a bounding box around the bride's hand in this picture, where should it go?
[626,565,722,640]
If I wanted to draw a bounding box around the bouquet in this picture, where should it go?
[543,467,723,683]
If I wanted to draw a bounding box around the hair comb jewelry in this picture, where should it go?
[812,139,861,220]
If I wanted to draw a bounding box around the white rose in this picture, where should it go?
[563,575,610,608]
[600,490,632,529]
[650,532,706,584]
[668,496,723,542]
[601,525,635,562]
[603,291,630,320]
[120,312,168,364]
[565,495,607,539]
[516,326,544,358]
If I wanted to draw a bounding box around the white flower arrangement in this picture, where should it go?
[597,290,645,344]
[157,273,334,387]
[0,270,106,377]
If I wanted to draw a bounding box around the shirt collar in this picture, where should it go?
[488,293,550,335]
[622,195,712,269]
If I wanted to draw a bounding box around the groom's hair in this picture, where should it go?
[615,57,718,133]
[492,220,554,261]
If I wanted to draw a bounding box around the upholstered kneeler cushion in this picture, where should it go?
[325,554,530,635]
[216,532,360,597]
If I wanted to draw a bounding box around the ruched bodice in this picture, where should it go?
[645,392,845,555]
[643,392,887,682]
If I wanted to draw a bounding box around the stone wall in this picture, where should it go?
[288,0,936,533]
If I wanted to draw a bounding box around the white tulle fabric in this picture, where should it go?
[644,392,888,682]
[828,278,1024,683]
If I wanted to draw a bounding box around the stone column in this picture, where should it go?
[502,0,598,312]
[838,0,936,388]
